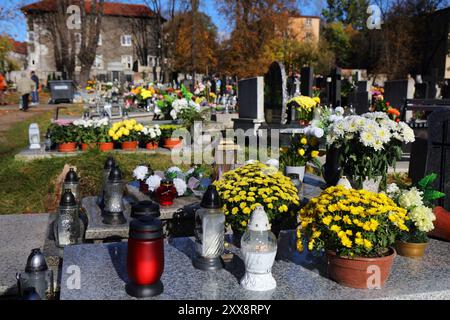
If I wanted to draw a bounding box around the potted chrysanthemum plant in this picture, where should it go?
[298,186,409,289]
[387,173,445,258]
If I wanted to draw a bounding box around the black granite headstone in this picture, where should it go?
[331,68,342,107]
[385,80,412,110]
[415,83,429,99]
[264,61,288,124]
[442,82,450,99]
[301,66,314,97]
[426,110,450,210]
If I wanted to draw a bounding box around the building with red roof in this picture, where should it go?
[21,0,164,83]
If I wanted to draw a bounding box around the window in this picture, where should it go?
[121,35,132,47]
[305,18,312,27]
[122,55,133,70]
[98,34,102,46]
[94,55,103,69]
[148,55,156,67]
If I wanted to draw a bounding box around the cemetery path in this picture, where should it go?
[0,104,59,134]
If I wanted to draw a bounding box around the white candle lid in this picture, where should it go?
[248,206,270,232]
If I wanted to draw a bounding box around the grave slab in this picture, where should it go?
[60,232,450,300]
[0,214,52,296]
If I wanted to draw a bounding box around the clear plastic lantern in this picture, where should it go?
[63,168,79,202]
[102,167,126,225]
[29,123,41,150]
[193,185,225,271]
[240,206,277,291]
[16,249,53,300]
[54,189,82,248]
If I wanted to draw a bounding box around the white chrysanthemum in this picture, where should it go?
[386,183,400,196]
[398,187,424,209]
[133,166,149,181]
[173,178,187,196]
[146,175,162,192]
[375,127,391,143]
[360,130,376,147]
[335,107,345,115]
[167,166,182,174]
[400,122,415,143]
[170,109,178,120]
[373,139,384,151]
[347,118,360,133]
[266,159,280,169]
[409,206,436,232]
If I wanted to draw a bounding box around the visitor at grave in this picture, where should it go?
[17,72,35,112]
[30,71,40,106]
[0,72,7,106]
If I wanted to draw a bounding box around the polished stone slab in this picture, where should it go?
[0,214,53,296]
[60,231,450,300]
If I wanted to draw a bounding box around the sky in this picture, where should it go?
[0,0,322,42]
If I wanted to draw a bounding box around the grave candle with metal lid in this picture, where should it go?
[126,217,164,298]
[156,179,177,206]
[63,168,80,202]
[99,156,116,208]
[240,206,277,291]
[193,185,225,271]
[131,201,160,220]
[16,249,53,300]
[102,167,126,225]
[54,189,81,248]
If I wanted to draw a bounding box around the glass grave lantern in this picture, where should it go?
[126,216,165,298]
[29,123,41,150]
[193,185,225,271]
[99,156,116,208]
[156,179,177,207]
[16,249,54,300]
[102,167,127,225]
[54,189,82,248]
[240,206,277,291]
[63,168,80,203]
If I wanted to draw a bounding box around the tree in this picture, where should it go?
[322,21,354,67]
[322,0,370,29]
[0,36,13,73]
[78,0,104,86]
[165,10,218,75]
[216,0,296,78]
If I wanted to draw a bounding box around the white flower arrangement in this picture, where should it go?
[133,166,149,181]
[146,175,162,192]
[167,166,182,174]
[141,124,162,142]
[173,178,188,196]
[170,98,201,120]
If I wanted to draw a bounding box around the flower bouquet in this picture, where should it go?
[297,186,408,288]
[214,161,300,234]
[326,112,415,191]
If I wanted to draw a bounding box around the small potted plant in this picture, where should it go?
[73,119,97,151]
[214,161,300,245]
[298,186,409,289]
[140,124,162,150]
[280,134,322,182]
[387,173,445,258]
[287,96,320,126]
[51,123,78,153]
[109,119,144,151]
[160,125,184,150]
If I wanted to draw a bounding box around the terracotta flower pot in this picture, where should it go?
[99,142,114,152]
[395,241,428,258]
[58,142,77,153]
[122,141,138,151]
[146,142,159,150]
[429,207,450,242]
[163,138,182,150]
[327,248,396,289]
[81,143,97,151]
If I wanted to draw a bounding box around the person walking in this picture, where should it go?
[31,71,40,106]
[16,72,35,112]
[0,72,7,106]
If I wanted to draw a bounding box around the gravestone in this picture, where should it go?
[233,77,265,132]
[385,79,415,110]
[353,81,369,115]
[426,110,450,210]
[415,83,429,99]
[442,81,450,99]
[301,67,314,97]
[264,61,288,125]
[330,68,342,107]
